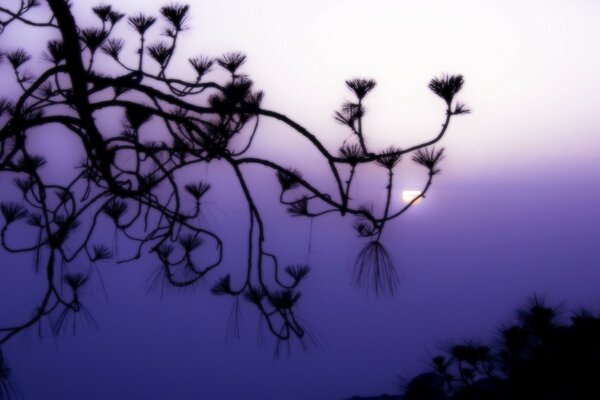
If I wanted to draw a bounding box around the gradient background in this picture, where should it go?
[1,0,599,399]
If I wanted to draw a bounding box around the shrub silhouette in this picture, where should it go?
[400,296,600,400]
[0,1,469,393]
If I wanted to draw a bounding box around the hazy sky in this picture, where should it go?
[1,1,600,399]
[89,0,600,175]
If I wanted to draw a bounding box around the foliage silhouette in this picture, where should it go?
[0,0,468,394]
[398,296,600,400]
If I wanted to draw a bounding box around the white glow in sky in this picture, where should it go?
[193,0,600,174]
[5,0,598,180]
[402,190,422,204]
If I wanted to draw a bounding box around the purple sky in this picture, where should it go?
[1,0,600,399]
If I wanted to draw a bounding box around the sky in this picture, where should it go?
[1,0,600,399]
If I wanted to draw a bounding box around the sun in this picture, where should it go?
[402,190,422,204]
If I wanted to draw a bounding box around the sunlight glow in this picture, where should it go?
[402,190,422,204]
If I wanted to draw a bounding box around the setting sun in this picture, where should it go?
[402,190,422,204]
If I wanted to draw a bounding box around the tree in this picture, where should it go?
[400,296,600,400]
[0,0,468,394]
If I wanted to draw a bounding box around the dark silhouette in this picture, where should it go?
[391,296,600,400]
[0,1,468,394]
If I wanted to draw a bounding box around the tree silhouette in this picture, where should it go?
[398,296,600,400]
[0,0,468,393]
